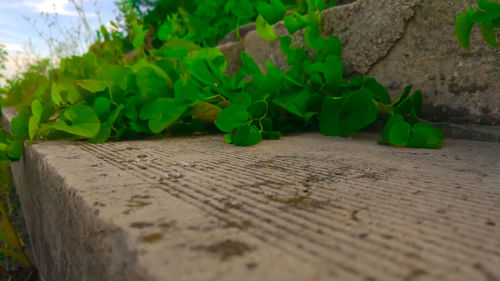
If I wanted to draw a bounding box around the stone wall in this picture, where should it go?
[218,0,500,125]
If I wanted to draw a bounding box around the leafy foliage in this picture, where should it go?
[0,0,444,166]
[455,0,500,49]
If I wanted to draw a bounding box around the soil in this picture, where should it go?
[0,164,40,281]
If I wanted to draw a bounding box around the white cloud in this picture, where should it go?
[2,43,25,53]
[23,0,77,16]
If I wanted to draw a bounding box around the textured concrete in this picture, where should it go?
[218,0,500,125]
[6,118,500,281]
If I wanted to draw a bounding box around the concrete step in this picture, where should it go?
[5,105,499,280]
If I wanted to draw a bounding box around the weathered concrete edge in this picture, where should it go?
[2,108,148,281]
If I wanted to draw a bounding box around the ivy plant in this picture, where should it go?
[456,0,500,49]
[0,0,444,168]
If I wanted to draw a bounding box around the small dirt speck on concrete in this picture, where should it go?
[195,240,253,261]
[131,222,154,229]
[142,233,163,243]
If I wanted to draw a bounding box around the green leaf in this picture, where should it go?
[272,89,309,118]
[478,0,500,11]
[313,0,325,12]
[493,17,500,28]
[280,36,292,55]
[256,15,279,41]
[320,36,342,56]
[306,55,343,87]
[270,0,286,21]
[94,97,111,120]
[256,0,286,25]
[395,89,422,124]
[215,104,250,133]
[158,23,172,41]
[338,88,378,136]
[106,105,124,126]
[248,101,268,119]
[174,79,201,102]
[480,22,499,47]
[241,51,262,75]
[320,89,378,137]
[232,125,263,146]
[284,12,308,35]
[381,114,411,147]
[90,123,112,144]
[31,99,43,124]
[319,97,343,136]
[59,82,81,104]
[189,48,228,74]
[164,38,202,52]
[10,116,29,140]
[189,59,217,85]
[407,123,444,149]
[456,9,474,50]
[95,65,130,90]
[227,0,256,19]
[51,82,63,106]
[362,78,391,105]
[470,9,500,23]
[232,92,252,108]
[139,98,191,134]
[257,1,276,24]
[91,103,123,144]
[28,117,39,141]
[134,64,172,99]
[393,85,413,107]
[132,22,149,48]
[77,80,108,93]
[53,105,101,138]
[7,140,23,160]
[123,97,143,121]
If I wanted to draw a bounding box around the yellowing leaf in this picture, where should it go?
[256,15,279,41]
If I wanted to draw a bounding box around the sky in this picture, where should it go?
[0,0,119,82]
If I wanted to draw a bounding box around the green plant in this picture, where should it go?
[456,0,500,49]
[0,46,31,267]
[0,0,443,165]
[0,44,7,81]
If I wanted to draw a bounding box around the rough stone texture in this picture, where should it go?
[4,103,499,281]
[322,0,419,75]
[222,0,419,75]
[367,0,500,125]
[217,41,244,76]
[218,0,500,125]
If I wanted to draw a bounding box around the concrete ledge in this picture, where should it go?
[6,113,500,280]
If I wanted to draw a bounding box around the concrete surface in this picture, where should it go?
[218,0,500,125]
[8,124,500,281]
